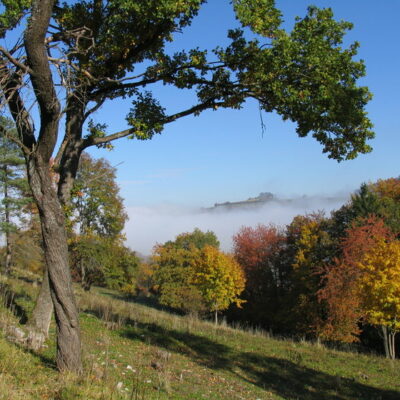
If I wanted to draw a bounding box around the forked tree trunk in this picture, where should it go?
[381,325,396,359]
[29,270,53,336]
[27,156,82,372]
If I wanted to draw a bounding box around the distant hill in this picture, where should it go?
[204,191,347,212]
[205,192,285,211]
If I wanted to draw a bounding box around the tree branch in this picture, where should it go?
[24,0,61,161]
[82,100,223,148]
[0,61,36,152]
[0,46,32,74]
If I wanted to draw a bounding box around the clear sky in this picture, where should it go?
[84,0,400,210]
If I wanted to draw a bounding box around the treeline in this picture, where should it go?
[1,129,399,358]
[138,178,400,359]
[233,178,400,359]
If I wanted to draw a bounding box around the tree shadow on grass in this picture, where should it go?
[120,322,400,400]
[0,282,29,323]
[98,288,184,315]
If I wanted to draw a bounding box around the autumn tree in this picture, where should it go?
[357,238,400,359]
[153,229,219,314]
[330,179,400,240]
[154,233,245,322]
[135,262,157,297]
[192,245,245,324]
[281,213,335,337]
[0,0,374,372]
[318,216,394,346]
[232,224,286,330]
[153,243,206,315]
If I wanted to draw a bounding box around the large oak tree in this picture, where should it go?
[0,0,373,372]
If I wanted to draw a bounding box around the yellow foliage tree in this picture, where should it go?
[192,245,246,324]
[287,214,332,336]
[357,238,400,359]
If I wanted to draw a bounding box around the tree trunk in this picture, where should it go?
[382,325,390,359]
[29,270,53,336]
[4,166,12,275]
[388,330,396,360]
[27,156,82,373]
[214,310,218,325]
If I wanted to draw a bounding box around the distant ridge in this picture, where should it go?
[205,192,279,211]
[203,192,347,212]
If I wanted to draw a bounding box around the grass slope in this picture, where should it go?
[1,273,399,400]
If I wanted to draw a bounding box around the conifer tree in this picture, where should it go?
[0,117,29,274]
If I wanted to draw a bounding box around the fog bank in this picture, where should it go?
[124,196,348,255]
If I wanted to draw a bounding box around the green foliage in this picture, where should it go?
[284,213,334,336]
[217,6,373,161]
[153,229,244,316]
[68,153,136,290]
[233,0,282,37]
[153,243,205,314]
[0,118,29,233]
[330,180,400,239]
[9,226,43,274]
[71,152,127,238]
[0,118,32,272]
[2,0,372,159]
[0,0,32,37]
[167,227,220,250]
[70,234,140,291]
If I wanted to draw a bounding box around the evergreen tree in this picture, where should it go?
[0,117,29,274]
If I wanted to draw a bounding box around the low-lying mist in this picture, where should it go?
[124,195,348,256]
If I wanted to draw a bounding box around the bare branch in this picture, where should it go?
[0,46,32,74]
[83,97,106,121]
[0,64,36,152]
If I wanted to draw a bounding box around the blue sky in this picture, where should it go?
[84,0,400,210]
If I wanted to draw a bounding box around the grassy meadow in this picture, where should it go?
[0,271,399,400]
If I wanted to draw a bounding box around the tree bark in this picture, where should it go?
[382,325,390,359]
[29,99,87,336]
[29,270,53,336]
[4,166,12,275]
[388,330,396,360]
[27,155,82,372]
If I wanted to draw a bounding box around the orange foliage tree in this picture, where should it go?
[318,216,394,344]
[233,224,286,330]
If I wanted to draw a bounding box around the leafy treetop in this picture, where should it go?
[0,0,373,164]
